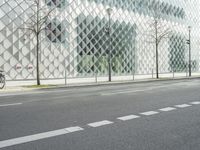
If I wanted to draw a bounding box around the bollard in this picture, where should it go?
[65,68,67,85]
[95,73,98,83]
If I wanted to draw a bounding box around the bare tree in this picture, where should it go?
[21,0,54,85]
[145,4,172,79]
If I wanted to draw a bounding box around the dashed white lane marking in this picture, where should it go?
[0,103,22,107]
[0,126,83,149]
[190,101,200,105]
[88,120,113,127]
[175,104,191,108]
[0,102,197,148]
[117,115,140,121]
[65,126,84,132]
[140,111,159,116]
[159,107,176,112]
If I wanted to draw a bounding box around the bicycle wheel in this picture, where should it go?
[0,76,5,89]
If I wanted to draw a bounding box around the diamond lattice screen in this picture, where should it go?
[0,0,200,80]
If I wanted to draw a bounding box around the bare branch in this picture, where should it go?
[157,30,172,44]
[38,8,54,31]
[145,5,172,45]
[20,0,54,35]
[19,27,37,34]
[144,2,174,78]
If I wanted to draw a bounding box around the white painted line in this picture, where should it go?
[190,101,200,105]
[101,90,145,96]
[140,111,159,116]
[88,120,113,127]
[0,103,22,107]
[0,89,73,97]
[0,129,68,148]
[175,104,191,108]
[117,115,140,121]
[0,126,83,149]
[65,126,84,133]
[159,107,176,112]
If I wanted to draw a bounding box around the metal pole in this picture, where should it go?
[132,35,134,81]
[188,26,192,77]
[133,64,135,80]
[65,60,67,85]
[65,70,67,85]
[107,8,112,82]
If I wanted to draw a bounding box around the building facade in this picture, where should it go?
[0,0,200,81]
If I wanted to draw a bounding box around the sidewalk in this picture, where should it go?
[0,86,35,93]
[1,73,200,94]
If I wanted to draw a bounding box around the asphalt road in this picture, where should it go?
[1,79,200,150]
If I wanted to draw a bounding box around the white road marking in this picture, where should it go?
[65,126,84,133]
[159,107,176,112]
[175,104,191,108]
[0,100,198,149]
[117,115,140,121]
[101,85,171,96]
[190,101,200,105]
[140,111,159,116]
[101,90,145,96]
[88,120,113,127]
[0,126,83,149]
[0,89,73,97]
[0,103,22,107]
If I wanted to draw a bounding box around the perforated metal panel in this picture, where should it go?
[0,0,199,80]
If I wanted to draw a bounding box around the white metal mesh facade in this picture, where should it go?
[0,0,200,80]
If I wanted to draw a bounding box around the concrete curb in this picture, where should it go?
[51,76,200,89]
[0,76,200,94]
[26,76,200,91]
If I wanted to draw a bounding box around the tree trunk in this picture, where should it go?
[36,34,40,85]
[156,42,159,79]
[155,20,159,79]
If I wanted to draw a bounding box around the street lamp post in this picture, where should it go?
[106,8,112,82]
[187,26,192,77]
